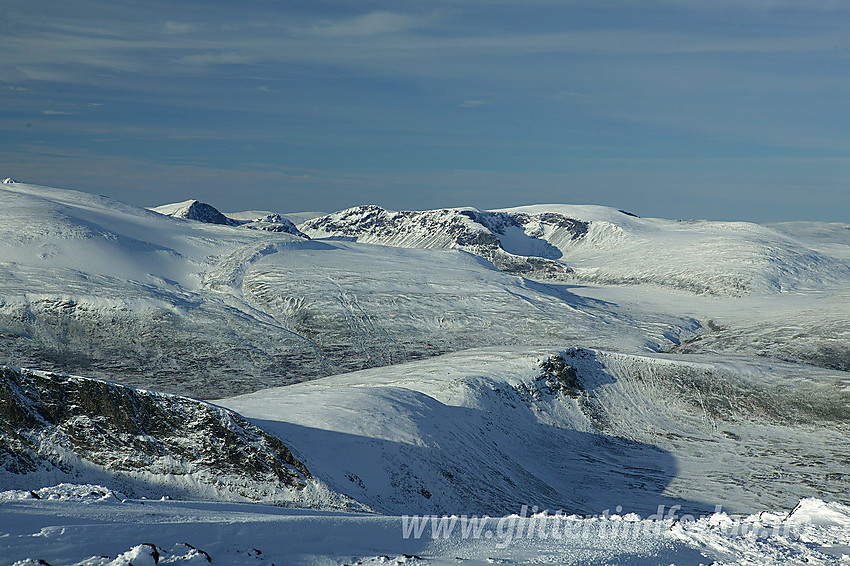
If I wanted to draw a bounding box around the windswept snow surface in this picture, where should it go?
[1,487,848,565]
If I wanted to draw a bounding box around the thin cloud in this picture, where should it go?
[311,11,426,37]
[163,21,193,35]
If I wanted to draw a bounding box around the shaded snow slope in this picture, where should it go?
[0,366,355,509]
[223,347,850,517]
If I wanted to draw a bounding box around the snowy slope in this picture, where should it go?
[301,204,850,296]
[240,240,702,375]
[498,204,850,296]
[222,347,850,517]
[0,182,329,397]
[2,489,848,566]
[0,183,705,395]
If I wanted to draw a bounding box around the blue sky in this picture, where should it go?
[2,1,848,221]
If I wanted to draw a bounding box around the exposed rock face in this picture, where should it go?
[537,353,582,398]
[300,206,589,281]
[0,366,339,505]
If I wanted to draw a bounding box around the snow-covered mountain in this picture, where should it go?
[303,204,850,296]
[2,179,850,565]
[152,199,307,237]
[151,199,243,226]
[223,346,850,516]
[4,345,846,518]
[300,205,578,280]
[0,182,702,395]
[3,181,850,389]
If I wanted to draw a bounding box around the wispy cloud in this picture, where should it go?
[311,11,426,37]
[163,21,193,35]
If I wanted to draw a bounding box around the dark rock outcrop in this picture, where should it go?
[0,366,316,502]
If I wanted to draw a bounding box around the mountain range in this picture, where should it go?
[1,180,849,564]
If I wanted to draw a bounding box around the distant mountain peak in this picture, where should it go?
[241,213,308,238]
[151,200,307,237]
[151,199,241,226]
[300,205,584,281]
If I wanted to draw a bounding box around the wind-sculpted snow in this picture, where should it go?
[223,347,850,517]
[0,366,356,509]
[240,240,702,375]
[2,494,849,565]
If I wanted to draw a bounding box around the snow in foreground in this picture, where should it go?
[0,485,848,565]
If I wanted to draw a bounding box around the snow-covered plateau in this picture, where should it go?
[1,181,848,565]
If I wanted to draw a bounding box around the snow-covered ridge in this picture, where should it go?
[223,346,850,516]
[300,205,580,280]
[302,203,850,296]
[0,365,356,509]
